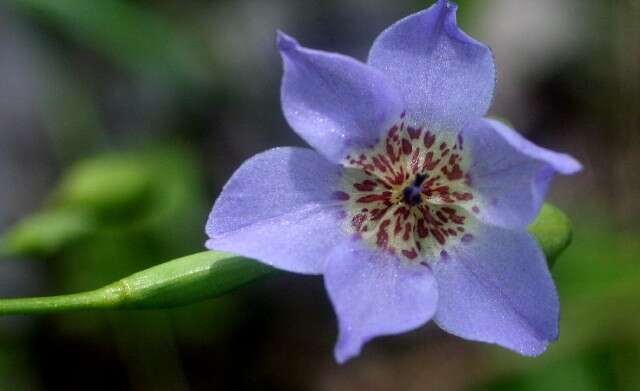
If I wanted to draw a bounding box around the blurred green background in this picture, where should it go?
[0,0,638,390]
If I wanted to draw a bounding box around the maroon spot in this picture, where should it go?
[354,179,377,192]
[402,138,412,155]
[356,192,391,203]
[443,164,464,181]
[332,191,350,201]
[453,192,473,201]
[439,142,447,151]
[436,211,449,223]
[461,233,474,243]
[449,213,465,225]
[403,222,412,241]
[407,126,422,139]
[472,206,480,214]
[394,217,403,235]
[416,219,429,238]
[371,207,388,221]
[402,249,418,259]
[424,131,435,149]
[423,152,439,171]
[386,143,398,162]
[351,213,367,230]
[431,228,446,245]
[372,157,387,172]
[376,219,391,249]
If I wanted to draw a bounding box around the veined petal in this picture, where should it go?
[433,224,559,356]
[324,239,438,363]
[368,0,495,132]
[206,147,345,274]
[278,32,404,163]
[465,118,582,228]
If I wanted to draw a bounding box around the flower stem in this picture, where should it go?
[0,251,274,315]
[0,284,125,315]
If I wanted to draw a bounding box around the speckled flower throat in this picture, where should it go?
[335,114,481,261]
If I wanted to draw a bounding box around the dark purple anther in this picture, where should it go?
[403,174,427,206]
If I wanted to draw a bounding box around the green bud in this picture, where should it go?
[528,203,573,268]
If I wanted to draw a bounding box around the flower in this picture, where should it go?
[206,0,582,363]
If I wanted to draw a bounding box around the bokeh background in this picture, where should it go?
[0,0,638,389]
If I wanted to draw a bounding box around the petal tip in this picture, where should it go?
[547,153,582,176]
[517,340,550,357]
[276,30,298,53]
[334,334,363,364]
[561,155,583,175]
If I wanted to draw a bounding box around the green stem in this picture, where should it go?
[0,251,274,316]
[0,283,125,315]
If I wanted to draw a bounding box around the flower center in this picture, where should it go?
[335,114,482,262]
[402,174,427,206]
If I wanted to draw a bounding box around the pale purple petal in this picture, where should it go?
[278,32,404,163]
[206,147,346,274]
[433,224,559,356]
[324,239,438,363]
[465,118,582,228]
[368,0,495,132]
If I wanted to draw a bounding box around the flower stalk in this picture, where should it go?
[0,251,274,316]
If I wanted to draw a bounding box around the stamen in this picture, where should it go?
[402,174,427,206]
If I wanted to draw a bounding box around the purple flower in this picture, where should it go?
[206,0,581,363]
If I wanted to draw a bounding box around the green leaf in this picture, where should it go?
[528,204,573,268]
[0,203,573,315]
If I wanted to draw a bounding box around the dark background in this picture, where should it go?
[0,0,638,390]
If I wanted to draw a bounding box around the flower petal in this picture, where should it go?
[465,118,582,228]
[324,239,438,363]
[433,224,559,356]
[206,147,345,274]
[367,0,495,132]
[278,32,404,163]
